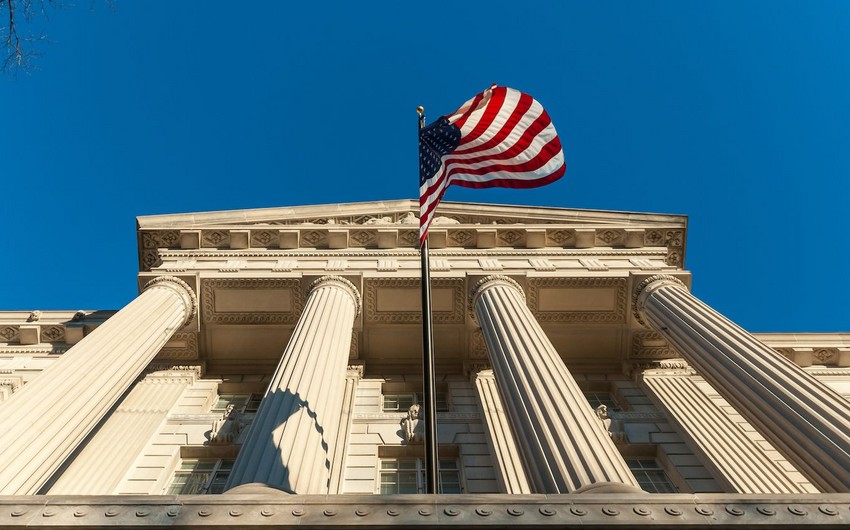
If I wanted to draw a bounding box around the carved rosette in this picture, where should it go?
[40,326,65,343]
[0,326,19,342]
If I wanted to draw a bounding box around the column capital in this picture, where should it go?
[308,275,361,316]
[470,275,525,310]
[632,274,688,326]
[143,276,198,326]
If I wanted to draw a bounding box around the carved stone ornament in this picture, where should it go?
[349,332,360,359]
[0,326,19,342]
[364,278,464,324]
[596,229,623,246]
[142,363,203,377]
[210,404,244,445]
[309,275,362,316]
[432,216,461,226]
[40,325,65,343]
[143,276,198,326]
[140,250,163,271]
[470,275,525,312]
[632,274,688,327]
[631,331,679,360]
[498,230,522,246]
[595,405,625,442]
[469,329,487,359]
[26,311,41,322]
[813,348,839,365]
[201,278,304,325]
[401,403,423,444]
[526,277,627,323]
[157,332,199,361]
[546,229,575,246]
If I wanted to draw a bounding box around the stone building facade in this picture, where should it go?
[1,199,849,527]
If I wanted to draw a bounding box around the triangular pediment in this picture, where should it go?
[137,200,686,230]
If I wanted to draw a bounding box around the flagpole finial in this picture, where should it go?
[417,106,424,115]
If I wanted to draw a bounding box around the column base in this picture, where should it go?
[573,482,647,494]
[224,482,292,496]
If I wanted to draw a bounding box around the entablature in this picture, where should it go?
[137,200,688,273]
[138,225,686,272]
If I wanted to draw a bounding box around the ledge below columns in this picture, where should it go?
[1,494,850,527]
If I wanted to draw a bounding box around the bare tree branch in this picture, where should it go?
[1,0,97,76]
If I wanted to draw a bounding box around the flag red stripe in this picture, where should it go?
[421,113,555,200]
[445,137,563,181]
[451,162,566,190]
[419,85,566,244]
[445,112,552,166]
[453,92,533,155]
[451,90,489,130]
[454,87,507,147]
[419,126,561,213]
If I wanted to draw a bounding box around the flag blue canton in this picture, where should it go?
[419,117,461,187]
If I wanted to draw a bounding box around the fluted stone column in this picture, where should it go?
[225,276,360,494]
[48,367,198,494]
[329,365,363,494]
[474,369,532,494]
[472,276,640,493]
[643,365,818,494]
[635,274,850,492]
[0,276,196,495]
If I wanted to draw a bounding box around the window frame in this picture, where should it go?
[382,392,450,412]
[377,457,463,494]
[627,457,678,493]
[212,393,262,414]
[166,458,234,495]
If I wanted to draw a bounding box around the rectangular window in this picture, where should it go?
[213,393,262,413]
[382,393,449,412]
[584,392,619,411]
[627,458,677,493]
[382,393,417,412]
[167,459,234,494]
[379,458,461,494]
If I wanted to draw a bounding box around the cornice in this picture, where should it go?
[154,248,670,258]
[4,494,850,525]
[139,226,684,272]
[137,199,687,228]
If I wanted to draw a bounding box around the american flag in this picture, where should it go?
[419,84,566,245]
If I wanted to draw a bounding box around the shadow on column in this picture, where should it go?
[225,388,330,496]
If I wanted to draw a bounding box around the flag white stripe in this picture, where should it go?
[456,92,540,149]
[446,152,565,185]
[455,90,524,150]
[442,124,558,173]
[419,85,565,244]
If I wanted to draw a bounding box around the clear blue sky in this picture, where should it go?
[1,1,848,332]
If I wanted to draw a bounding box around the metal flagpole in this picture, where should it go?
[417,105,439,494]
